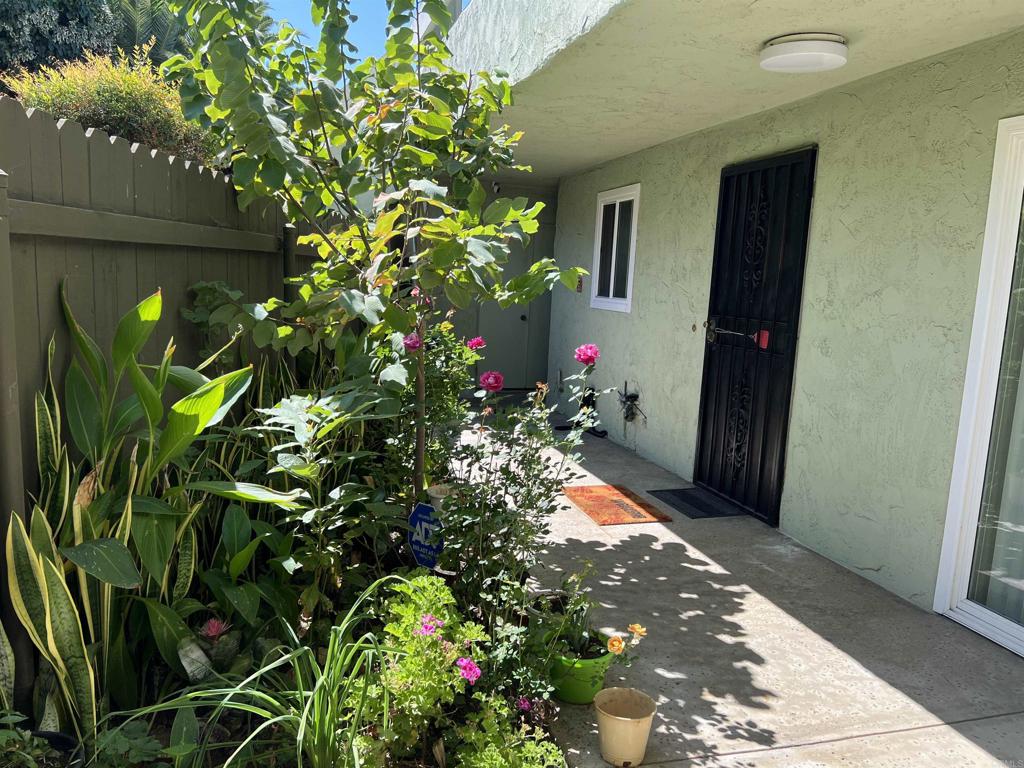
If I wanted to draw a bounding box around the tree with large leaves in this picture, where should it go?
[164,0,584,494]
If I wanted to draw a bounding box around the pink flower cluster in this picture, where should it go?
[414,613,445,637]
[455,657,482,685]
[199,617,230,642]
[574,343,600,366]
[466,336,486,350]
[479,370,504,393]
[516,696,532,712]
[403,332,422,352]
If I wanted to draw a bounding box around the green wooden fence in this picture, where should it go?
[0,96,306,707]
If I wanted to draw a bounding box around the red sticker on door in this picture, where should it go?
[755,330,770,350]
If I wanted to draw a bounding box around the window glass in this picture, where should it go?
[612,199,633,299]
[597,202,616,298]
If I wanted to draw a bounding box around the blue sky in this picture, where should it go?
[265,0,389,59]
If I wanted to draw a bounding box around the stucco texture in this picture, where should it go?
[548,29,1024,608]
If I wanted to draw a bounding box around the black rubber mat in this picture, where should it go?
[647,487,747,519]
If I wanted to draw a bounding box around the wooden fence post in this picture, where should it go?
[0,168,33,711]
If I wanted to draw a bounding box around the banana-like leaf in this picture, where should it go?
[186,481,308,510]
[65,360,102,460]
[61,278,108,401]
[60,539,141,589]
[109,394,145,440]
[107,626,137,710]
[0,620,14,710]
[127,358,164,432]
[143,600,191,676]
[130,497,178,585]
[155,367,253,469]
[166,365,209,395]
[112,290,162,374]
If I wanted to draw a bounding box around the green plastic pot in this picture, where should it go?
[548,638,616,704]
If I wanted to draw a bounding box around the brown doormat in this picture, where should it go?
[563,484,673,526]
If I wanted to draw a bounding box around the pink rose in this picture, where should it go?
[403,332,422,352]
[466,336,486,350]
[456,657,482,685]
[479,370,504,393]
[574,343,600,366]
[516,696,532,712]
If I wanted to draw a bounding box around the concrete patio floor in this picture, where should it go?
[542,434,1024,767]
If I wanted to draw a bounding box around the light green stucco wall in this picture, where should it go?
[548,29,1024,608]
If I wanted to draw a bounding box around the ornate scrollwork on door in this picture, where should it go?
[742,180,770,301]
[725,369,752,480]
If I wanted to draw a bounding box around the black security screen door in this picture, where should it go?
[694,148,817,526]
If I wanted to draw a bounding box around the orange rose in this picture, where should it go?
[607,636,625,655]
[628,624,647,638]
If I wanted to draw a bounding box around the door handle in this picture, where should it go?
[520,314,528,322]
[706,323,770,350]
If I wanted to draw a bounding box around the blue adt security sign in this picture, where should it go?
[408,503,443,568]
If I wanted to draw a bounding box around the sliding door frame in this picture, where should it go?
[935,114,1024,656]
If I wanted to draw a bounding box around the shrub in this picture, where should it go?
[452,695,566,768]
[3,46,217,163]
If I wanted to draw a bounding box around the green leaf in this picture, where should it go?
[223,583,260,626]
[107,627,137,710]
[60,539,141,589]
[186,481,308,510]
[130,498,178,583]
[409,178,447,199]
[39,557,96,744]
[61,278,108,399]
[127,359,164,431]
[167,707,200,758]
[221,505,251,558]
[113,290,162,374]
[252,319,276,348]
[166,366,210,395]
[228,534,271,580]
[444,281,471,309]
[468,178,486,216]
[379,362,409,388]
[383,304,413,333]
[65,360,101,460]
[109,395,145,439]
[6,515,49,652]
[155,367,253,469]
[143,600,191,676]
[0,620,14,710]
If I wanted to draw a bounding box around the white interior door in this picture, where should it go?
[936,115,1024,655]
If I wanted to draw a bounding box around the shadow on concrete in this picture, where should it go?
[541,532,776,766]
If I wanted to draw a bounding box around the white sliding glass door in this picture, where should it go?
[937,115,1024,655]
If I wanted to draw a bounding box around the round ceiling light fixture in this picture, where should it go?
[760,33,848,73]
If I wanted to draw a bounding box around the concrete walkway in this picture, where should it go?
[543,434,1024,767]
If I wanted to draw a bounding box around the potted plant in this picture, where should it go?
[544,574,647,704]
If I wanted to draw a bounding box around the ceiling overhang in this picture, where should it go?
[450,0,1024,186]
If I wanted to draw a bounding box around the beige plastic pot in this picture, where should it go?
[426,484,452,510]
[593,687,657,767]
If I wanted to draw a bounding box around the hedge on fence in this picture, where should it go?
[3,45,217,164]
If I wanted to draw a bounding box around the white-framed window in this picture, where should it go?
[591,184,640,313]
